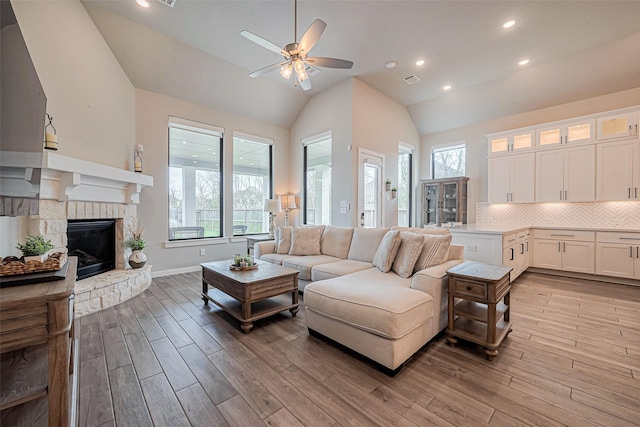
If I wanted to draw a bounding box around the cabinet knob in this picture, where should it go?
[466,286,472,291]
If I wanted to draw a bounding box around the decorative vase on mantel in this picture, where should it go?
[129,250,147,269]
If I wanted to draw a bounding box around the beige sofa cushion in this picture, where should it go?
[311,260,374,282]
[275,227,292,254]
[283,255,341,281]
[414,234,452,273]
[260,253,290,265]
[321,226,354,259]
[373,230,402,273]
[304,269,433,339]
[392,232,425,278]
[347,228,389,263]
[289,226,325,255]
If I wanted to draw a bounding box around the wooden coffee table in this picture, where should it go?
[201,259,299,333]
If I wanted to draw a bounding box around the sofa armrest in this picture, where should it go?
[447,244,464,261]
[254,241,275,259]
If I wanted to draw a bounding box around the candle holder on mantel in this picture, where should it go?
[134,149,143,173]
[44,113,58,151]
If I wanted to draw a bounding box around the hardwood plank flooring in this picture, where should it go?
[77,271,640,426]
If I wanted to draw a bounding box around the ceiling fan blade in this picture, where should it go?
[306,57,354,69]
[298,19,326,54]
[241,30,288,57]
[249,62,284,78]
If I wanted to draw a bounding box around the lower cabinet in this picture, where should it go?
[501,230,530,282]
[532,230,595,274]
[595,232,640,279]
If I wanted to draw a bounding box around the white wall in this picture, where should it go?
[135,89,291,274]
[290,77,420,227]
[290,78,353,227]
[351,78,420,227]
[422,86,640,223]
[11,0,135,170]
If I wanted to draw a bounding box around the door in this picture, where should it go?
[536,150,564,202]
[596,112,639,141]
[562,241,595,274]
[511,154,535,203]
[423,183,440,226]
[532,239,562,270]
[595,243,635,278]
[597,141,635,201]
[358,149,384,228]
[488,157,511,203]
[564,145,595,202]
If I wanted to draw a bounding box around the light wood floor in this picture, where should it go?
[77,271,640,426]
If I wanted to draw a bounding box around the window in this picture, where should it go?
[398,145,413,226]
[432,143,465,179]
[232,133,273,235]
[303,133,331,225]
[168,117,223,240]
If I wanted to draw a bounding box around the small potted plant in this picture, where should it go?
[391,187,397,198]
[17,235,54,263]
[122,221,147,268]
[385,179,392,191]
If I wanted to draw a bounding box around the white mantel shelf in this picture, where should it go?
[41,152,153,204]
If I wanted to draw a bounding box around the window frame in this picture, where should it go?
[232,131,274,236]
[431,142,466,179]
[168,116,224,241]
[398,143,414,227]
[302,131,332,226]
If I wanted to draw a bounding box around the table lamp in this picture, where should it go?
[263,198,281,237]
[279,194,297,227]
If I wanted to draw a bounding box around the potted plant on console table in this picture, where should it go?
[17,235,54,263]
[122,223,147,269]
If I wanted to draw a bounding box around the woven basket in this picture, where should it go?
[0,252,68,276]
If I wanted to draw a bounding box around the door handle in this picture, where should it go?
[637,246,639,258]
[631,246,634,258]
[520,243,524,255]
[565,190,567,200]
[558,242,561,252]
[560,190,563,200]
[510,248,514,261]
[526,241,529,252]
[563,242,566,252]
[629,188,632,199]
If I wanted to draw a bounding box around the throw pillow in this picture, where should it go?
[289,226,325,255]
[392,232,425,278]
[320,226,354,259]
[414,234,452,273]
[373,230,402,273]
[347,228,390,262]
[275,227,292,254]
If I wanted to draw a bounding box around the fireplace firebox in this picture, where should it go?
[67,219,116,280]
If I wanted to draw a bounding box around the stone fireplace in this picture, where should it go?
[27,151,154,316]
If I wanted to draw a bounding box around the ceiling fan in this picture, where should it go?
[241,0,353,91]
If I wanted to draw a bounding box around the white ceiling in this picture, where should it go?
[82,0,640,135]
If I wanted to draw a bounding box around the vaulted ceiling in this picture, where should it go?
[82,0,640,135]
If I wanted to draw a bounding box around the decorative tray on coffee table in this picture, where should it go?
[229,264,258,271]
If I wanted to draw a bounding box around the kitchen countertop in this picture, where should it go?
[446,224,640,235]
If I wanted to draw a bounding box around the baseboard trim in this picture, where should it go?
[152,265,201,278]
[526,268,640,287]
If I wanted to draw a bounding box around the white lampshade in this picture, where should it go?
[279,194,297,210]
[263,198,281,213]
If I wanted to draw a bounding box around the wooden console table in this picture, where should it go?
[0,257,77,426]
[446,261,512,360]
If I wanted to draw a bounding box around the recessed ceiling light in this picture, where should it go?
[415,60,425,66]
[518,58,530,66]
[250,163,255,166]
[385,61,397,69]
[182,141,187,144]
[191,154,198,158]
[503,20,516,29]
[136,0,150,8]
[443,85,452,91]
[193,160,197,164]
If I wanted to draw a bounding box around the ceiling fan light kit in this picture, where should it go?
[241,0,353,91]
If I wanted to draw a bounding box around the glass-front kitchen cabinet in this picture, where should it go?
[419,177,469,226]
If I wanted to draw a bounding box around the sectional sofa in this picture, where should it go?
[254,225,464,372]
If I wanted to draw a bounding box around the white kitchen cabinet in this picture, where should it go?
[595,232,640,279]
[488,153,535,203]
[532,230,595,274]
[537,120,594,149]
[596,140,640,201]
[488,130,534,156]
[536,145,595,202]
[502,230,530,282]
[596,111,639,141]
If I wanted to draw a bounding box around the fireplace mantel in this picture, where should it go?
[41,152,153,204]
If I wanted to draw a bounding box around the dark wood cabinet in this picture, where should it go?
[419,177,469,226]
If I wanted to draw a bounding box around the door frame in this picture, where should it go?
[357,148,385,228]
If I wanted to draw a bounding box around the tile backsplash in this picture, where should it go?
[477,202,640,229]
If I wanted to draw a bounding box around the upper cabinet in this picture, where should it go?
[535,145,595,202]
[488,153,535,204]
[536,120,595,149]
[596,111,639,141]
[596,140,640,201]
[488,130,534,156]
